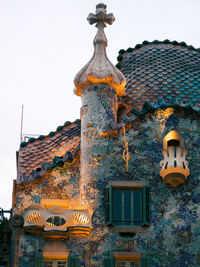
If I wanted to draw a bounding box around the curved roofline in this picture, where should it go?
[120,99,200,124]
[115,39,200,69]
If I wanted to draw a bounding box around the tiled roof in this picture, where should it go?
[117,40,200,110]
[120,100,200,124]
[17,121,81,184]
[17,40,200,183]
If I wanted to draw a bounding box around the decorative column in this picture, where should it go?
[74,4,126,214]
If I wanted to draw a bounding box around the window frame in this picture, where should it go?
[104,252,149,267]
[106,181,150,232]
[43,260,68,267]
[35,253,79,267]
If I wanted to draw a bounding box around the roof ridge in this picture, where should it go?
[20,119,81,149]
[120,100,200,124]
[116,39,200,69]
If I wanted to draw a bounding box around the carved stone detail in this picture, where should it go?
[11,214,24,228]
[74,3,126,96]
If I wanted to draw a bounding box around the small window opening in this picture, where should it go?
[182,161,186,169]
[164,162,168,169]
[174,147,176,158]
[167,139,180,147]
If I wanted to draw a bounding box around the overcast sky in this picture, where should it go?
[0,0,200,212]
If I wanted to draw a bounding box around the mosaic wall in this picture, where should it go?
[18,235,39,267]
[15,155,80,212]
[14,106,200,267]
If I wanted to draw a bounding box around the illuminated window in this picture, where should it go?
[43,260,67,267]
[103,253,149,267]
[27,211,41,223]
[35,254,79,267]
[72,212,89,225]
[115,260,139,267]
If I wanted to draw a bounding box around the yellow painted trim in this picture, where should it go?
[43,255,68,260]
[160,167,189,178]
[114,252,140,261]
[163,130,183,150]
[43,251,69,260]
[74,77,126,97]
[41,199,70,209]
[41,198,88,210]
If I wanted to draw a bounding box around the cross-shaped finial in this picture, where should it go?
[74,3,126,97]
[87,3,115,27]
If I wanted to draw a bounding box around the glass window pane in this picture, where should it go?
[115,262,126,267]
[115,261,139,267]
[44,261,53,267]
[130,262,139,267]
[57,261,67,267]
[114,190,122,224]
[124,190,131,224]
[133,190,142,224]
[146,188,150,222]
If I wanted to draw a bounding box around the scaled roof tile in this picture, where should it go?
[118,41,200,110]
[17,122,80,182]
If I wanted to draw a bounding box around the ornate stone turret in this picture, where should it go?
[74,4,126,214]
[74,3,126,97]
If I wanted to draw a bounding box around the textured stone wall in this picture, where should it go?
[14,155,80,212]
[80,84,118,212]
[14,107,200,267]
[75,107,200,267]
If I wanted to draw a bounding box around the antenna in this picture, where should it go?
[20,105,24,143]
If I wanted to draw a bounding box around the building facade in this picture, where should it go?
[1,3,200,267]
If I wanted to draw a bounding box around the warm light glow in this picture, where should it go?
[45,221,55,227]
[163,130,182,150]
[46,216,66,226]
[27,211,41,223]
[41,199,70,209]
[72,212,89,225]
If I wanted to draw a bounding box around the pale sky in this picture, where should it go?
[0,0,200,212]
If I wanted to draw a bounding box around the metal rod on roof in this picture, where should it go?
[20,104,24,143]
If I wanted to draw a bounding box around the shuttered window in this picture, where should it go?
[103,255,149,267]
[106,186,150,227]
[115,260,139,267]
[35,254,79,267]
[103,255,115,267]
[140,256,149,267]
[43,261,67,267]
[68,255,79,267]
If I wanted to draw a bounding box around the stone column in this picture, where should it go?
[74,3,126,214]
